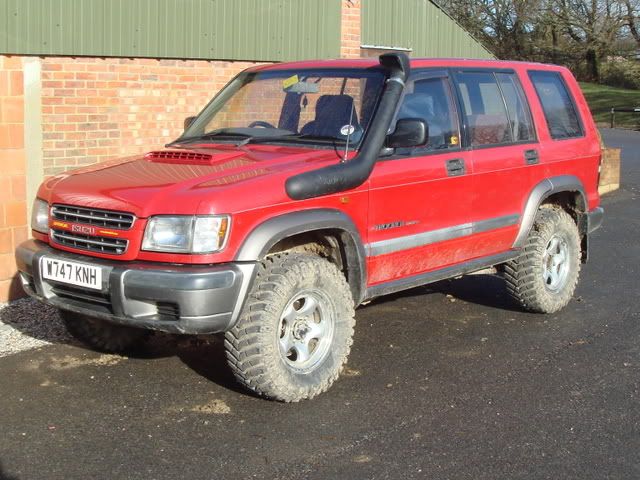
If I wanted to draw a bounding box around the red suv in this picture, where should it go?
[16,54,603,401]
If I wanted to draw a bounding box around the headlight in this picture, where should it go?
[31,198,50,234]
[142,215,230,253]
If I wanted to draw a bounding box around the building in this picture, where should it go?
[0,0,491,302]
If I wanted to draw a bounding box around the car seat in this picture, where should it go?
[300,95,359,138]
[468,114,510,145]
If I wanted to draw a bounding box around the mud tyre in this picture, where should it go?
[505,205,582,313]
[225,253,356,402]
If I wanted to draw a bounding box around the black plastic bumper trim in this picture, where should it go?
[587,206,604,233]
[15,240,256,334]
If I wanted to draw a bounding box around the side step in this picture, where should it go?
[363,251,518,301]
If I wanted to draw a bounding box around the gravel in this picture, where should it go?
[0,298,73,357]
[0,298,217,358]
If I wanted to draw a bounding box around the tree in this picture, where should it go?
[439,0,544,59]
[552,0,625,81]
[621,0,640,47]
[438,0,635,83]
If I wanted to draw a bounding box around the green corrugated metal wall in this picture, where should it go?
[0,0,491,61]
[362,0,493,59]
[0,0,342,61]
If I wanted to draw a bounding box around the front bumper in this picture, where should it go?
[15,240,256,334]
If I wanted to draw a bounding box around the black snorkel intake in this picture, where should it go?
[285,52,410,201]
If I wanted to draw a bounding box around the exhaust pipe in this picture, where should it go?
[285,53,410,201]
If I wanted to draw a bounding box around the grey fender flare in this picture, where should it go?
[513,175,587,248]
[235,209,368,304]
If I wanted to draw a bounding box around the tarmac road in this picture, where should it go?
[0,129,638,480]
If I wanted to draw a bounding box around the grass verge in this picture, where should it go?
[579,82,640,129]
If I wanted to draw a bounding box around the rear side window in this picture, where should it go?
[455,72,513,147]
[529,71,583,139]
[495,73,536,142]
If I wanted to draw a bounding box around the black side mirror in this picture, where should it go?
[184,116,197,131]
[386,118,428,148]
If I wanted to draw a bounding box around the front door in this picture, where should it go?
[367,72,474,286]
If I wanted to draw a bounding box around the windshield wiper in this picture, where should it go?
[237,133,345,147]
[169,129,346,148]
[167,129,253,147]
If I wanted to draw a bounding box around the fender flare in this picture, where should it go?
[235,209,367,304]
[513,175,587,248]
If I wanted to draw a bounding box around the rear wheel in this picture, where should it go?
[505,205,581,313]
[225,253,355,402]
[60,310,148,353]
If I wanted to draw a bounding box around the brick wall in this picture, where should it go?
[340,0,362,59]
[0,56,28,301]
[41,58,264,176]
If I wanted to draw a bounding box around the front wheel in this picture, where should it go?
[504,205,582,313]
[225,253,355,402]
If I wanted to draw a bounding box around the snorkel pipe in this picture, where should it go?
[285,53,410,200]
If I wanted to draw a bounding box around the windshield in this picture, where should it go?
[178,68,386,147]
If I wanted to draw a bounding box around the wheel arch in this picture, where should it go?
[235,209,367,304]
[513,175,588,249]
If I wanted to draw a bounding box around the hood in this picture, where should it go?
[41,144,340,217]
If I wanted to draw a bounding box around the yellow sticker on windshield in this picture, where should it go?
[450,135,459,145]
[282,74,299,90]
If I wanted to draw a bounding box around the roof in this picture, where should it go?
[250,57,567,72]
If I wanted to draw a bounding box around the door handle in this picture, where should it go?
[446,158,466,177]
[524,149,539,165]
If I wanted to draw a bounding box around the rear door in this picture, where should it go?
[452,69,539,258]
[367,71,474,286]
[527,69,600,211]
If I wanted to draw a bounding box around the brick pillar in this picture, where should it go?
[340,0,361,58]
[0,56,28,302]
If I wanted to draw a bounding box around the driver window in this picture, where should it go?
[395,77,461,153]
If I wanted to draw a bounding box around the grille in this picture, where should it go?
[51,229,129,255]
[156,302,180,320]
[50,284,113,314]
[20,272,36,292]
[52,204,135,230]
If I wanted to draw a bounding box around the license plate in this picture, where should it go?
[40,257,103,290]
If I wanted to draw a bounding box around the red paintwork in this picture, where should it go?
[35,58,601,287]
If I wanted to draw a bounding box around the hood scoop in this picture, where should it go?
[144,150,247,165]
[145,150,213,164]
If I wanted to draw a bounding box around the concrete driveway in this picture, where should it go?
[0,129,638,480]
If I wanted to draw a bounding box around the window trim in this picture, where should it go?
[451,69,538,150]
[389,69,452,131]
[527,69,585,141]
[495,71,538,145]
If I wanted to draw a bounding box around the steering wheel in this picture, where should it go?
[248,120,276,129]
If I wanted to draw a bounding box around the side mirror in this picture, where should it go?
[386,118,428,149]
[184,116,197,131]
